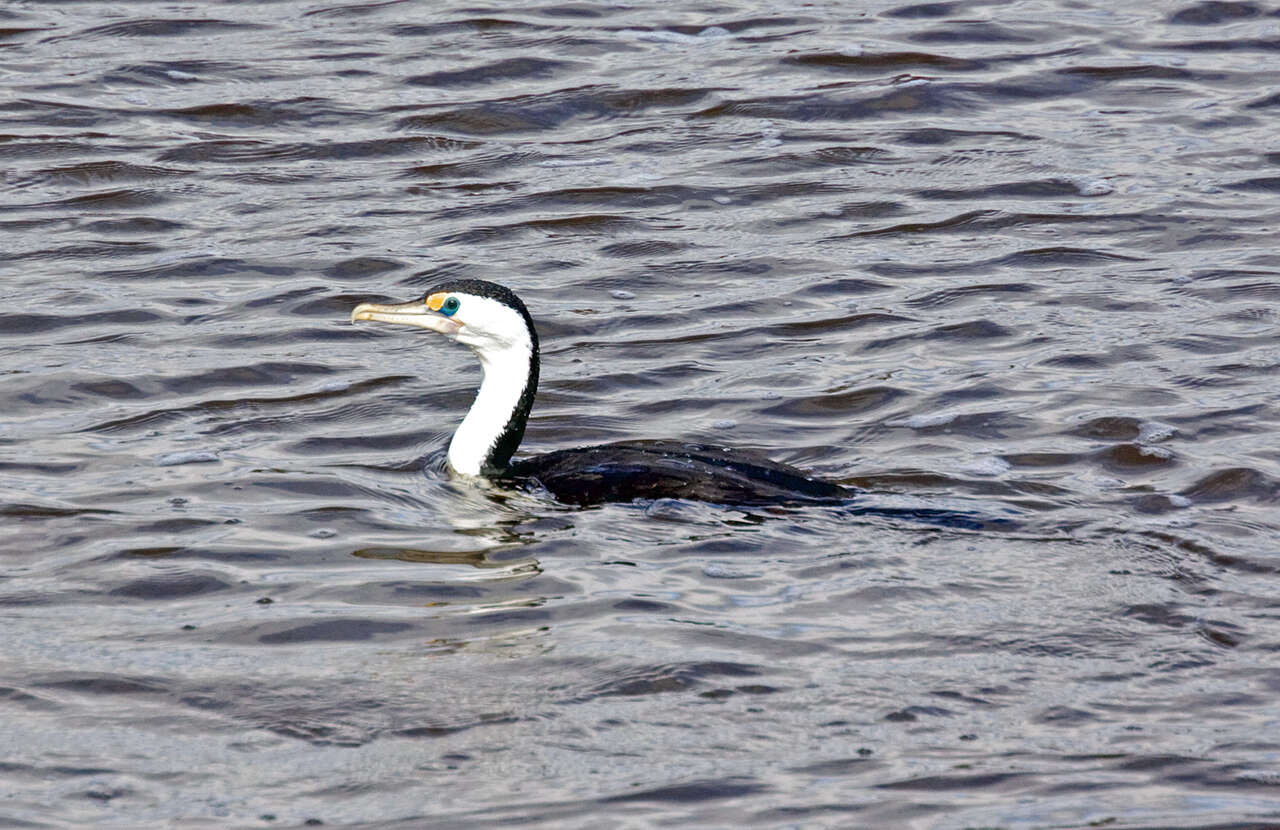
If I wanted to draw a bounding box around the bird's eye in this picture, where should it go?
[441,296,460,316]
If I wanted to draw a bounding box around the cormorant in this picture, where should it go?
[352,279,850,507]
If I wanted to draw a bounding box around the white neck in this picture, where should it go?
[447,338,533,476]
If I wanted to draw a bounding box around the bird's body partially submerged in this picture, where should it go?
[352,279,850,507]
[504,440,848,507]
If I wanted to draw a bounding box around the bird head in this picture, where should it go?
[351,279,538,357]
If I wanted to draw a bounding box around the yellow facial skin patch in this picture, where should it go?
[426,293,446,311]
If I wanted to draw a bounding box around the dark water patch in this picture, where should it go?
[793,277,893,297]
[69,378,149,401]
[386,18,542,38]
[255,618,419,645]
[1176,268,1280,292]
[995,246,1142,268]
[783,50,987,73]
[323,256,405,280]
[770,311,916,336]
[1169,2,1264,25]
[883,704,955,721]
[99,256,292,281]
[693,83,978,124]
[1,308,165,336]
[21,187,167,211]
[158,134,474,163]
[0,101,107,130]
[1035,705,1100,725]
[834,208,998,240]
[18,160,190,186]
[1130,494,1190,514]
[762,386,909,419]
[1122,603,1202,631]
[9,240,163,262]
[397,86,715,136]
[244,285,328,311]
[722,147,903,176]
[81,376,396,435]
[865,318,1014,351]
[895,126,1041,145]
[906,281,1038,309]
[1037,346,1164,370]
[698,683,782,699]
[154,361,335,395]
[0,503,117,520]
[1067,417,1145,441]
[878,769,1027,790]
[108,570,233,600]
[1164,332,1262,356]
[914,178,1102,200]
[36,674,167,696]
[602,777,768,803]
[598,239,694,258]
[80,216,185,235]
[150,99,353,129]
[285,428,437,455]
[107,546,294,565]
[908,21,1043,45]
[1153,36,1280,53]
[709,16,815,34]
[1056,63,1203,83]
[407,57,577,88]
[789,756,879,777]
[434,185,692,219]
[569,662,764,702]
[1227,175,1280,192]
[0,688,60,713]
[98,59,257,87]
[1246,91,1280,108]
[129,517,224,535]
[60,18,266,40]
[392,713,522,740]
[248,476,393,502]
[437,214,664,245]
[775,199,911,227]
[883,2,960,18]
[1093,443,1176,473]
[404,150,539,182]
[0,27,50,44]
[886,410,1036,440]
[0,460,82,475]
[1181,468,1280,503]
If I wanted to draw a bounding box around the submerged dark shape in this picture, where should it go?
[352,278,850,507]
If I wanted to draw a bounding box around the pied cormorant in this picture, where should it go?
[352,279,850,507]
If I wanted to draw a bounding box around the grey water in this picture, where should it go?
[3,0,1280,827]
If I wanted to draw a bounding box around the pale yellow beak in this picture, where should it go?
[351,300,462,336]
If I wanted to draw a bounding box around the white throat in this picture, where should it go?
[447,335,533,476]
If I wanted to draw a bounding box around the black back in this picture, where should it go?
[503,440,850,506]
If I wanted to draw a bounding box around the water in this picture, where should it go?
[3,0,1280,826]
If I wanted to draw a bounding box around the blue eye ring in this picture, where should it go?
[441,296,460,316]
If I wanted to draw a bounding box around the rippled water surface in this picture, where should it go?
[4,0,1280,827]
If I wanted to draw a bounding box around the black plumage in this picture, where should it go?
[503,440,849,506]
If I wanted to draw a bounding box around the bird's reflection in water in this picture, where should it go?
[350,543,541,576]
[346,498,554,657]
[342,451,569,573]
[348,491,548,573]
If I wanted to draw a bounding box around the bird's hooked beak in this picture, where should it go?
[351,298,462,336]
